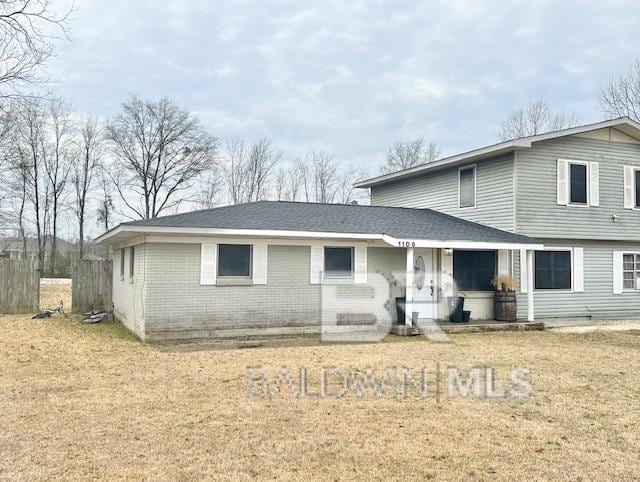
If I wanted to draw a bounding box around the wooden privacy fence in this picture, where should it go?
[0,259,40,313]
[72,260,113,313]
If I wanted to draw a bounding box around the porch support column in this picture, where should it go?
[526,249,535,322]
[405,247,414,326]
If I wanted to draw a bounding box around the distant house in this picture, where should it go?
[0,237,44,261]
[0,236,106,263]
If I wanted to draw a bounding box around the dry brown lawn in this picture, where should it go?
[1,285,640,480]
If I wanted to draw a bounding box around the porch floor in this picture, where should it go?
[390,320,545,336]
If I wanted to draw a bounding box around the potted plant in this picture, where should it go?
[491,275,517,321]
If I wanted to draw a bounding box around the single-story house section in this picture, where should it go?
[96,201,542,341]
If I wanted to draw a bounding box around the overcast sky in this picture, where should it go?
[49,0,640,166]
[45,0,640,237]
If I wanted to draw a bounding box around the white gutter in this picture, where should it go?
[96,224,542,251]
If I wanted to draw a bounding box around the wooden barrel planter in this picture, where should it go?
[494,291,517,321]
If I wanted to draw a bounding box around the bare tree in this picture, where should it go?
[44,96,72,273]
[96,166,113,232]
[0,0,72,98]
[194,169,224,209]
[308,150,338,203]
[275,168,287,200]
[381,138,440,173]
[496,100,580,141]
[223,136,247,204]
[71,115,101,259]
[222,137,280,204]
[0,101,16,227]
[600,60,640,122]
[336,166,368,205]
[4,118,29,256]
[14,98,49,271]
[105,96,217,219]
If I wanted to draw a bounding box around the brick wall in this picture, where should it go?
[112,244,146,338]
[131,243,405,339]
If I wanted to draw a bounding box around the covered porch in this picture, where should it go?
[380,236,543,330]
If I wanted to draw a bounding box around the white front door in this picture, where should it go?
[412,248,435,320]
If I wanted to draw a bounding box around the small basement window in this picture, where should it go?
[324,247,353,277]
[129,246,135,278]
[623,254,640,290]
[569,162,588,205]
[218,244,252,277]
[535,250,572,290]
[453,250,496,291]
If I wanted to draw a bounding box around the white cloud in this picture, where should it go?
[215,64,236,78]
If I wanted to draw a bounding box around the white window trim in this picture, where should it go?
[458,164,477,209]
[620,251,640,291]
[216,243,253,279]
[533,247,574,293]
[564,159,590,208]
[120,248,125,280]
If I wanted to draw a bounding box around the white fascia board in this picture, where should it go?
[98,225,543,251]
[355,140,529,188]
[96,224,386,245]
[356,117,640,189]
[382,234,543,251]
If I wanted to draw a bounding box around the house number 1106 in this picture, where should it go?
[398,241,416,247]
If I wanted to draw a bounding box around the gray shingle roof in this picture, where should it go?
[118,201,536,245]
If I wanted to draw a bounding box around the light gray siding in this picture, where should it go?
[371,154,516,232]
[137,243,405,340]
[515,136,640,240]
[515,239,640,319]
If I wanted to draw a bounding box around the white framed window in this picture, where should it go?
[217,244,252,277]
[458,164,476,208]
[120,249,125,278]
[200,241,267,286]
[622,253,640,290]
[310,242,367,284]
[534,248,572,291]
[532,247,583,292]
[324,246,354,278]
[557,159,599,207]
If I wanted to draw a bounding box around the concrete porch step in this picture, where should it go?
[389,321,545,336]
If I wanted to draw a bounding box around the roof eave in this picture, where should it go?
[355,140,530,188]
[356,117,640,189]
[97,225,541,250]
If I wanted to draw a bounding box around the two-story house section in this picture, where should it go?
[356,117,640,321]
